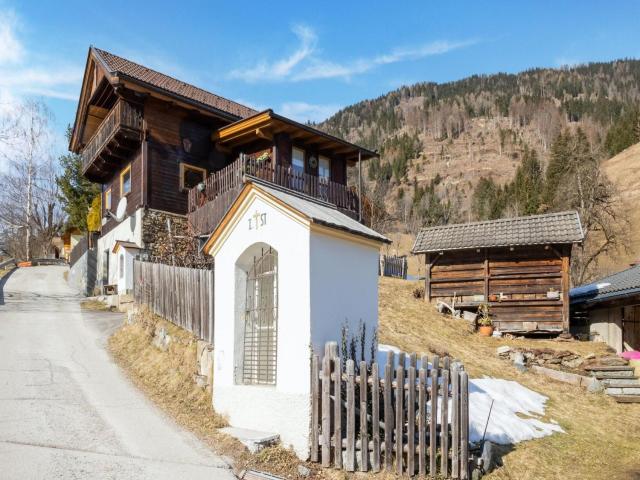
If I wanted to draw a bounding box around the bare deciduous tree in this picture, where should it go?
[0,101,65,260]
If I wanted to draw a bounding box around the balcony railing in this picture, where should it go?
[187,154,360,235]
[81,99,143,175]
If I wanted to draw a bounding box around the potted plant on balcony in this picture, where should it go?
[477,303,493,337]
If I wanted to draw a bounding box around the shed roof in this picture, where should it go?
[571,264,640,305]
[92,47,257,120]
[412,211,583,254]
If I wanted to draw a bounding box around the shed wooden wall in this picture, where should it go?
[425,245,570,333]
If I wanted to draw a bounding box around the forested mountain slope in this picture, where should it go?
[316,59,640,281]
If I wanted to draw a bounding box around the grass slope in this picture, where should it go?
[601,141,640,272]
[379,277,640,480]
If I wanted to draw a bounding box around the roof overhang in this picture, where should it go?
[212,110,377,162]
[113,240,141,254]
[412,241,581,255]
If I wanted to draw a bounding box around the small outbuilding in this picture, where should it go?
[412,211,583,334]
[571,264,640,353]
[202,178,388,458]
[112,240,141,295]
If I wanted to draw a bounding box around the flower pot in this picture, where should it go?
[478,325,494,337]
[488,294,498,302]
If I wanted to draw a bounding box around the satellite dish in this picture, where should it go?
[115,197,127,222]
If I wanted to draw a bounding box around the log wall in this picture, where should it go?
[425,245,570,333]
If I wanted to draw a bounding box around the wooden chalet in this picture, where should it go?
[412,211,584,333]
[70,47,375,242]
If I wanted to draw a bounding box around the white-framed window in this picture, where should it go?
[292,147,305,174]
[104,188,112,211]
[180,162,207,190]
[319,156,331,183]
[120,164,132,196]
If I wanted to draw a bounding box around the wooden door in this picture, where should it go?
[623,305,640,351]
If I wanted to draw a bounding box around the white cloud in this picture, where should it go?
[228,24,317,82]
[229,24,478,83]
[0,11,23,64]
[0,11,82,103]
[279,101,341,123]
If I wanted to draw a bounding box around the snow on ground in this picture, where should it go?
[377,344,564,445]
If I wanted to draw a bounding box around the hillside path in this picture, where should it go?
[0,265,235,480]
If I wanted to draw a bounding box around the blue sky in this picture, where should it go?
[1,0,640,154]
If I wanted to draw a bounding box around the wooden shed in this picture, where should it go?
[412,211,584,333]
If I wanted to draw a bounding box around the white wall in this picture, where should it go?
[210,188,382,459]
[116,247,138,295]
[96,208,143,287]
[212,194,311,457]
[309,230,380,358]
[588,308,623,353]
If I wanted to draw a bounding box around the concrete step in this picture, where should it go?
[611,394,640,404]
[593,369,636,379]
[220,427,279,453]
[605,385,640,395]
[585,365,632,372]
[601,378,640,387]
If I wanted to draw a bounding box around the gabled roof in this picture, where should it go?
[203,179,389,255]
[112,240,141,253]
[92,47,257,119]
[571,264,640,305]
[412,211,583,254]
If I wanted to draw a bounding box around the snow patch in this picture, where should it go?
[376,345,564,445]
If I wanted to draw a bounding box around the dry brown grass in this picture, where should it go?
[108,311,321,479]
[80,299,113,311]
[379,277,640,480]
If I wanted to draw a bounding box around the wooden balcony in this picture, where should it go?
[81,99,143,181]
[187,154,360,236]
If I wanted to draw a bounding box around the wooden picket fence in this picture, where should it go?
[311,343,469,478]
[133,260,214,343]
[380,255,408,279]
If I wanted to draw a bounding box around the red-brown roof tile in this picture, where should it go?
[93,47,257,119]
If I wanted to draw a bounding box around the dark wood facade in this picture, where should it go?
[425,245,572,333]
[71,49,372,238]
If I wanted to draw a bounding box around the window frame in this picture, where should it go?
[120,164,132,197]
[179,162,207,191]
[104,188,112,211]
[318,155,331,182]
[292,147,305,174]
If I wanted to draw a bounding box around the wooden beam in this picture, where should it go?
[425,253,431,302]
[484,249,490,302]
[255,127,273,141]
[561,247,570,332]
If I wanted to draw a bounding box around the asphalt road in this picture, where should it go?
[0,266,235,480]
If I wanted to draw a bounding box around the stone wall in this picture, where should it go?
[142,209,212,268]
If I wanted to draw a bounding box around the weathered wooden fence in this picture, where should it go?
[133,260,214,343]
[380,255,408,279]
[311,343,469,478]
